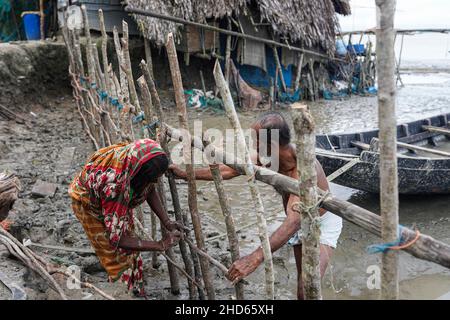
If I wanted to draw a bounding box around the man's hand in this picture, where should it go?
[159,230,181,251]
[227,252,263,284]
[168,164,187,180]
[164,220,189,232]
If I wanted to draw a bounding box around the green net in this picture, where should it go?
[0,0,38,42]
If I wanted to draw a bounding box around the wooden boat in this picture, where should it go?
[315,113,450,194]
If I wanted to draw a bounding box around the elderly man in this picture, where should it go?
[170,111,342,299]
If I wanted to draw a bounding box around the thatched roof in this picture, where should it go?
[126,0,351,56]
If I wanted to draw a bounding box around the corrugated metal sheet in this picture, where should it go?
[78,0,138,34]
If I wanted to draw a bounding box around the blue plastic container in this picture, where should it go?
[23,12,41,40]
[347,44,365,55]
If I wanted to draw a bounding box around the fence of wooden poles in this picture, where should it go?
[59,5,450,300]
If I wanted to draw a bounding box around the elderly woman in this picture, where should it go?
[69,139,182,296]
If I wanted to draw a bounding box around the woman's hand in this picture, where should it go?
[168,164,187,180]
[159,230,181,251]
[164,220,189,232]
[227,251,263,285]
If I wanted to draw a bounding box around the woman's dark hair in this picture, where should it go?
[130,154,168,193]
[255,111,291,146]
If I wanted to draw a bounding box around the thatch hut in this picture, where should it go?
[123,0,350,102]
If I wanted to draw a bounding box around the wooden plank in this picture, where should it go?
[373,138,450,157]
[422,125,450,136]
[350,141,370,150]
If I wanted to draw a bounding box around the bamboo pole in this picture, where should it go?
[224,19,232,83]
[371,138,450,157]
[291,103,322,300]
[112,26,132,138]
[294,53,304,92]
[156,180,181,295]
[39,0,44,40]
[203,150,245,299]
[139,61,204,299]
[213,61,275,300]
[272,46,287,93]
[165,33,216,300]
[137,75,198,299]
[121,21,141,115]
[144,39,155,80]
[165,124,450,270]
[376,0,399,300]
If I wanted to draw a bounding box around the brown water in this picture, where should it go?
[165,72,450,300]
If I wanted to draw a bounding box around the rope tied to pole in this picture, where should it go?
[291,191,331,232]
[367,225,421,254]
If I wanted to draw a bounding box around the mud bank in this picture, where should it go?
[0,41,70,108]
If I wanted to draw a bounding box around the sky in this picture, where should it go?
[338,0,450,61]
[339,0,450,31]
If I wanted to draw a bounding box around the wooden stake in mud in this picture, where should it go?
[291,103,322,300]
[203,154,245,299]
[224,19,232,83]
[137,74,198,299]
[165,33,216,300]
[375,0,399,300]
[213,61,275,300]
[144,39,155,80]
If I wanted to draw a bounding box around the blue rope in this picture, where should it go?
[143,119,159,130]
[132,112,145,124]
[98,90,108,101]
[367,225,404,254]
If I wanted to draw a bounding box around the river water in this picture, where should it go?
[166,69,450,299]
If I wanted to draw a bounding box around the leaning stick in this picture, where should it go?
[213,61,274,300]
[0,228,68,300]
[292,103,322,300]
[137,75,198,299]
[140,60,203,299]
[272,46,287,93]
[184,238,228,275]
[294,53,304,92]
[121,21,141,114]
[165,33,216,300]
[202,142,244,299]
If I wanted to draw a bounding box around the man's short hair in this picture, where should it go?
[255,112,291,146]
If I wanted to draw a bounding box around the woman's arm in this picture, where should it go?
[118,232,180,251]
[169,164,240,181]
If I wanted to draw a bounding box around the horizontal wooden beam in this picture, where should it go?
[165,124,450,269]
[372,138,450,158]
[422,125,450,136]
[124,6,343,62]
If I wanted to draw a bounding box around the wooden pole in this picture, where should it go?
[292,103,322,300]
[376,0,399,300]
[165,33,216,300]
[121,21,141,115]
[137,75,198,299]
[272,46,287,93]
[140,61,205,300]
[224,19,232,83]
[39,0,44,40]
[294,53,304,92]
[165,124,450,270]
[213,60,275,299]
[203,149,245,299]
[144,39,155,80]
[124,6,344,62]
